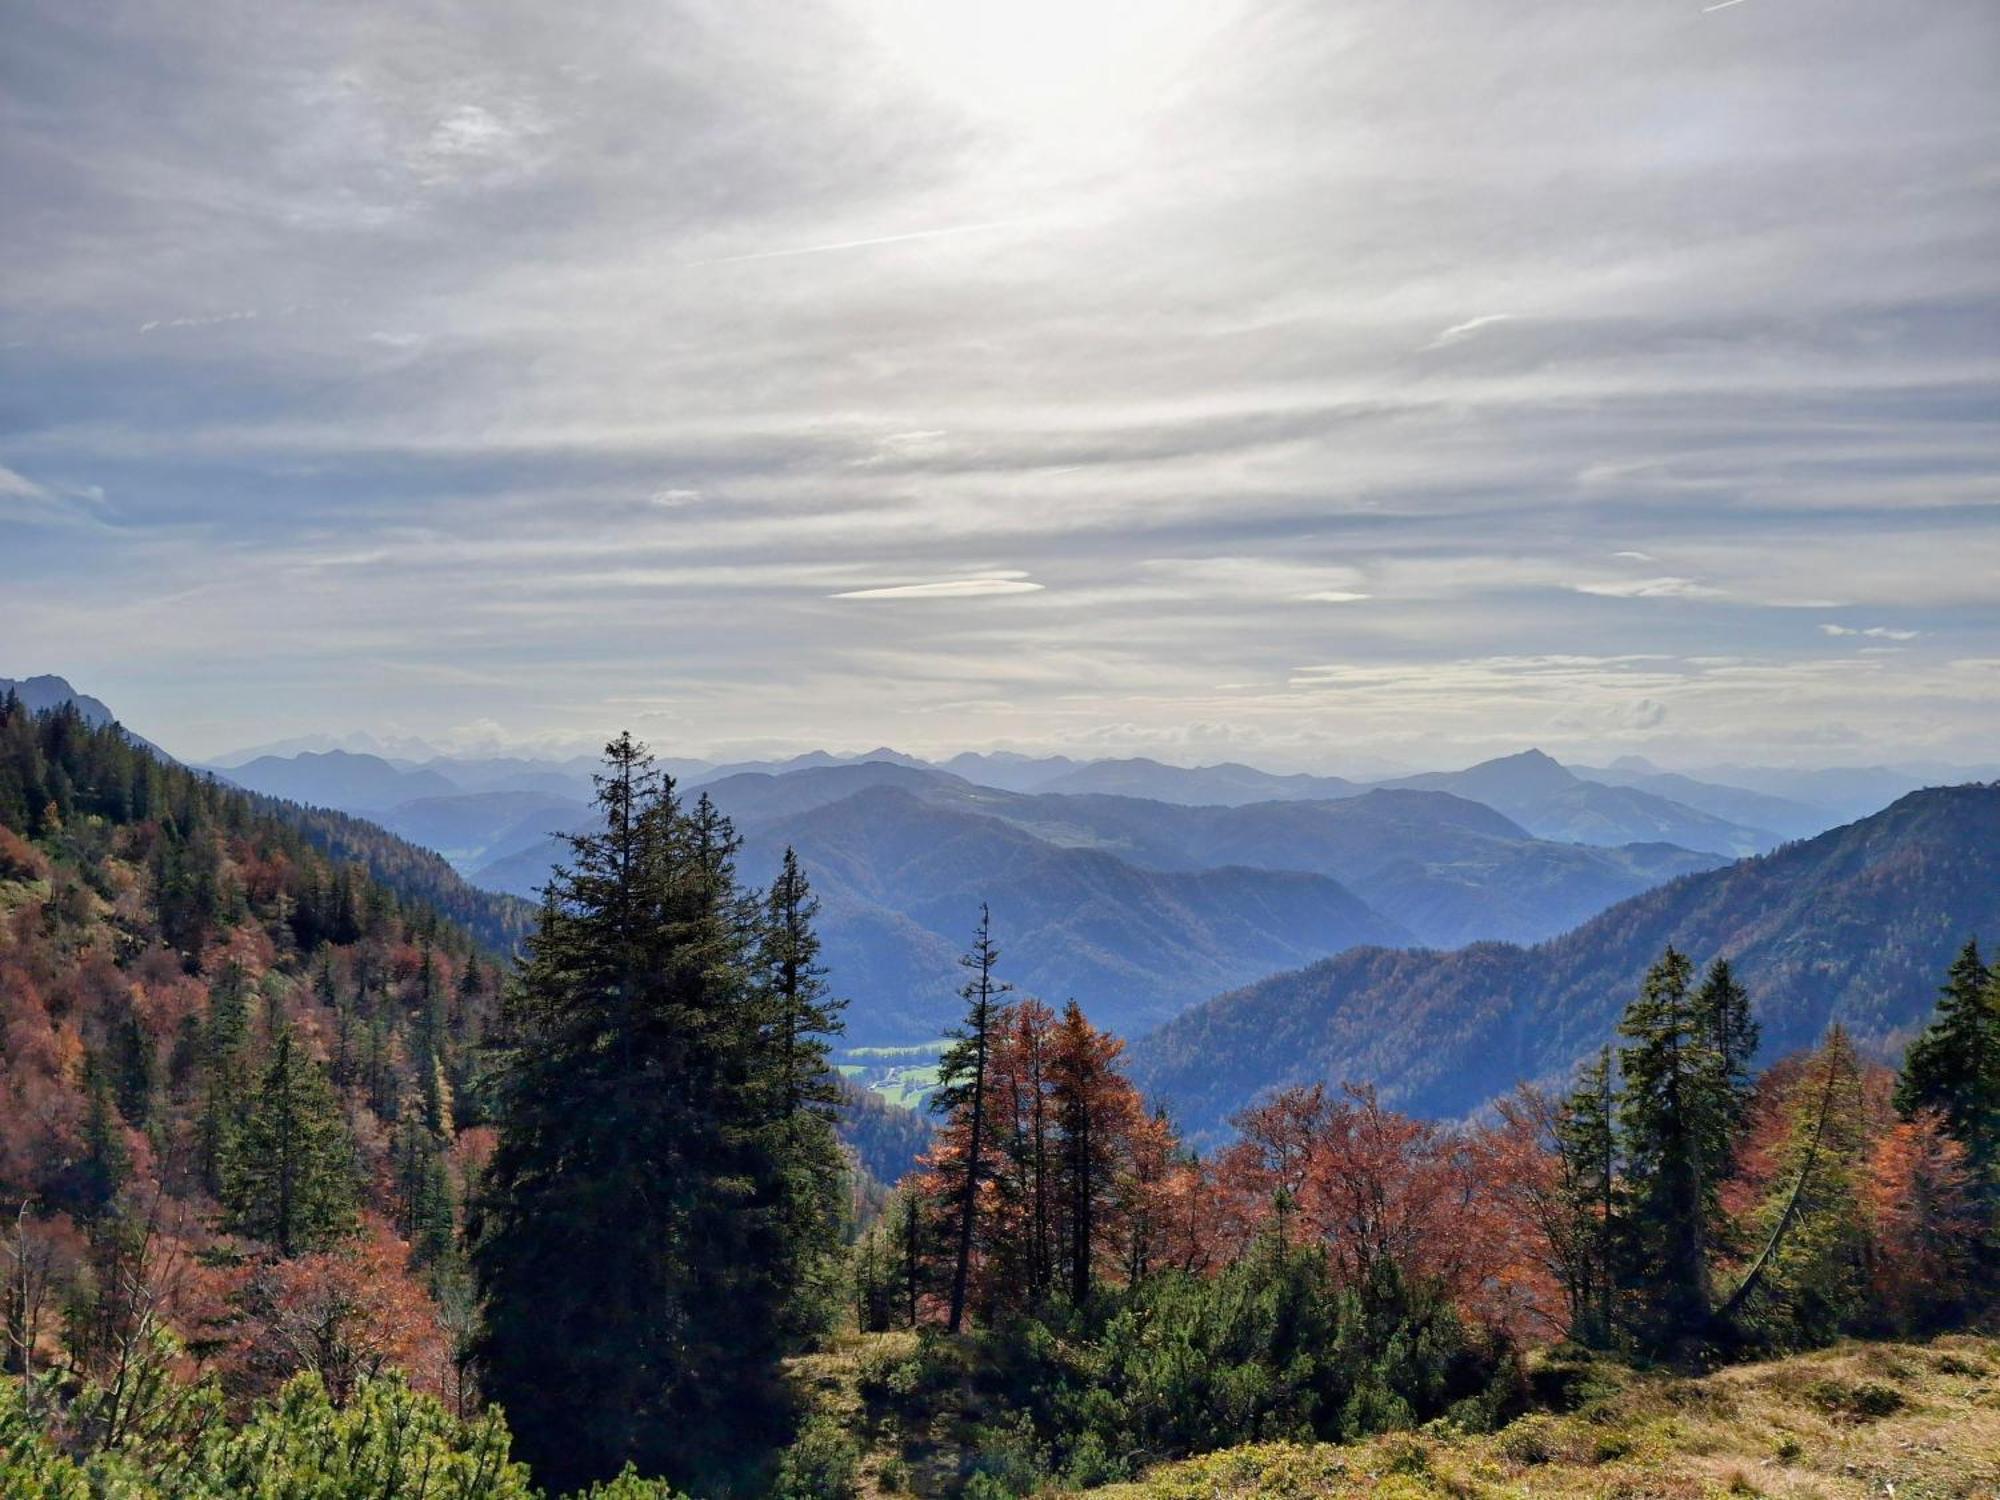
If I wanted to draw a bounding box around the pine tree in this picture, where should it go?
[222,1022,358,1257]
[107,1011,157,1129]
[197,963,254,1196]
[471,734,841,1493]
[1616,947,1738,1348]
[760,848,846,1120]
[1554,1047,1617,1346]
[755,847,848,1339]
[392,1105,457,1270]
[1696,958,1759,1130]
[933,905,1010,1334]
[898,1187,924,1328]
[1895,940,2000,1191]
[67,1056,131,1221]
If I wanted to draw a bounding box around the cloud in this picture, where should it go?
[1422,314,1515,351]
[680,220,1030,269]
[1571,577,1727,600]
[1820,624,1921,641]
[831,573,1045,600]
[0,462,110,527]
[138,309,260,335]
[2,0,1994,763]
[0,464,47,501]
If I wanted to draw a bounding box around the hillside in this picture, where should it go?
[1573,757,1837,841]
[1071,1337,2000,1500]
[1131,784,2000,1136]
[248,794,538,955]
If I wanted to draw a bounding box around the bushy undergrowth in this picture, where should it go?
[0,1369,686,1499]
[1082,1335,2000,1500]
[855,1241,1521,1497]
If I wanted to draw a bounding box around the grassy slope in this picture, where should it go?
[789,1334,2000,1500]
[1088,1337,2000,1500]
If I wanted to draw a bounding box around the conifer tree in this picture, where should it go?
[107,1011,157,1129]
[1554,1047,1617,1346]
[897,1187,924,1328]
[392,1105,456,1270]
[1616,947,1737,1347]
[68,1056,131,1221]
[197,963,254,1196]
[471,734,842,1493]
[1696,958,1759,1130]
[755,847,848,1338]
[223,1022,358,1257]
[1895,940,2000,1191]
[933,905,1010,1334]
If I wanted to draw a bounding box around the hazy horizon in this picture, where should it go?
[5,0,1995,768]
[12,668,1998,783]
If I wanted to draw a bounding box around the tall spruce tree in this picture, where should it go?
[67,1055,131,1222]
[1554,1047,1618,1347]
[1616,947,1739,1349]
[1896,940,2000,1191]
[934,905,1010,1334]
[392,1104,456,1270]
[471,735,840,1493]
[756,847,849,1337]
[1696,958,1759,1131]
[223,1021,358,1257]
[196,963,254,1196]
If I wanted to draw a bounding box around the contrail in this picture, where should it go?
[679,219,1029,268]
[1701,0,1750,11]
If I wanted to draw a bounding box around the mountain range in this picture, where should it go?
[178,723,1980,1050]
[463,760,1739,1041]
[11,673,1988,1084]
[1129,783,2000,1139]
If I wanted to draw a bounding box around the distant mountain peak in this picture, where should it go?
[1473,747,1571,775]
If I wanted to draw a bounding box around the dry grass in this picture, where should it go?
[1080,1336,2000,1500]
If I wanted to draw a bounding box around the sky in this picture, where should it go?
[3,0,1996,770]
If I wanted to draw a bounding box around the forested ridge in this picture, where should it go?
[1132,782,2000,1136]
[3,705,1997,1498]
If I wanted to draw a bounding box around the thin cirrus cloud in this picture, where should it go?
[1821,624,1921,641]
[831,573,1045,601]
[1422,313,1515,351]
[1571,577,1728,600]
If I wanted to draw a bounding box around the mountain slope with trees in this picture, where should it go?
[1131,784,2000,1137]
